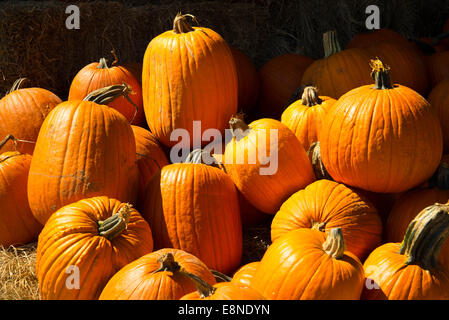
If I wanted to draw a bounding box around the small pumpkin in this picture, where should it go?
[231,261,260,288]
[428,79,449,152]
[362,204,449,300]
[36,196,154,300]
[99,249,216,300]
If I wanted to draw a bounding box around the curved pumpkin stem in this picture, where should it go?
[323,31,342,58]
[322,227,346,259]
[111,49,119,66]
[301,87,323,107]
[399,203,449,269]
[97,58,109,69]
[307,142,333,181]
[7,78,28,94]
[370,58,393,90]
[173,12,198,34]
[211,269,232,282]
[0,134,35,152]
[98,204,132,240]
[229,113,250,141]
[429,156,449,190]
[184,148,226,172]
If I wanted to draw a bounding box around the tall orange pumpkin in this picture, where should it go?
[142,13,238,148]
[28,84,140,225]
[428,79,449,152]
[320,59,443,193]
[36,196,154,300]
[0,78,61,154]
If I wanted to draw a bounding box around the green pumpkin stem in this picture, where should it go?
[211,269,232,282]
[173,12,197,34]
[322,227,346,259]
[8,78,28,94]
[370,59,393,90]
[97,58,109,69]
[98,204,132,240]
[301,87,323,106]
[399,203,449,269]
[323,31,342,58]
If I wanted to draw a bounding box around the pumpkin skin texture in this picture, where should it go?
[36,196,154,300]
[362,204,449,300]
[181,282,265,300]
[142,14,238,148]
[231,261,260,288]
[251,228,365,300]
[257,53,314,119]
[425,51,449,88]
[281,86,336,151]
[0,151,42,246]
[320,60,443,193]
[142,162,242,275]
[345,29,412,50]
[99,249,216,300]
[68,58,144,125]
[0,79,61,155]
[428,80,449,152]
[223,117,316,214]
[27,95,139,225]
[271,179,382,261]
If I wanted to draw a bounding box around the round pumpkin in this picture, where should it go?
[231,261,260,288]
[425,51,449,87]
[281,86,336,151]
[271,179,382,261]
[0,78,61,155]
[28,84,140,225]
[223,115,316,214]
[68,57,144,125]
[251,228,365,300]
[320,59,443,193]
[36,196,154,300]
[428,79,449,152]
[142,13,237,148]
[362,204,449,300]
[345,29,412,50]
[99,249,216,300]
[257,53,314,119]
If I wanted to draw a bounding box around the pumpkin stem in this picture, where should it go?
[322,227,346,259]
[399,203,449,269]
[111,49,119,66]
[97,58,109,69]
[173,12,198,34]
[429,156,449,190]
[152,252,182,274]
[370,58,393,90]
[8,78,28,94]
[211,269,232,283]
[98,203,132,240]
[311,219,326,232]
[323,31,342,58]
[301,87,323,107]
[229,113,250,141]
[0,134,35,152]
[307,142,333,181]
[184,148,226,172]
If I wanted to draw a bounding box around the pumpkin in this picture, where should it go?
[251,228,365,300]
[345,29,412,50]
[425,51,449,87]
[301,30,373,99]
[271,179,382,261]
[428,79,449,152]
[28,84,140,225]
[257,53,314,119]
[0,135,42,246]
[122,61,143,84]
[99,249,216,300]
[36,196,153,300]
[306,141,332,181]
[0,78,61,155]
[230,47,260,115]
[142,13,238,148]
[320,59,443,193]
[362,204,449,300]
[231,261,260,288]
[281,86,336,151]
[68,57,144,125]
[223,115,315,214]
[142,149,242,274]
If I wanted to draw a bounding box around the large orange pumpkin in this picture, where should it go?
[0,78,61,155]
[320,59,443,193]
[142,13,237,148]
[362,204,449,300]
[28,84,140,225]
[36,196,154,300]
[68,57,144,125]
[99,249,216,300]
[271,179,382,261]
[231,261,260,288]
[251,228,365,300]
[223,115,315,214]
[428,79,449,152]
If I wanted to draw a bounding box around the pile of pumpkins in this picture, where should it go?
[2,12,449,300]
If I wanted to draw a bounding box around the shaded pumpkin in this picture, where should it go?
[237,191,270,226]
[122,61,143,84]
[425,51,449,87]
[36,196,154,300]
[428,79,449,152]
[142,13,237,148]
[271,179,382,261]
[99,249,216,300]
[362,204,449,300]
[320,59,443,193]
[0,78,61,155]
[345,29,412,50]
[28,84,140,225]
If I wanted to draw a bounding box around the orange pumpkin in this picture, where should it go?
[231,261,260,288]
[271,179,382,261]
[223,115,315,214]
[428,79,449,152]
[142,13,237,148]
[0,78,61,155]
[345,29,412,50]
[425,51,449,87]
[320,59,443,193]
[251,228,365,300]
[68,57,144,125]
[362,204,449,300]
[99,249,216,300]
[36,196,154,300]
[181,279,265,300]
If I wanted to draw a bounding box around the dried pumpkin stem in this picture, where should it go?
[307,142,333,181]
[399,203,449,269]
[322,227,346,259]
[98,204,132,240]
[311,219,326,232]
[97,58,109,69]
[211,269,232,282]
[184,148,224,171]
[0,134,35,152]
[8,78,28,94]
[323,31,342,58]
[229,114,250,140]
[173,12,198,34]
[111,49,119,66]
[301,87,323,107]
[370,59,393,90]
